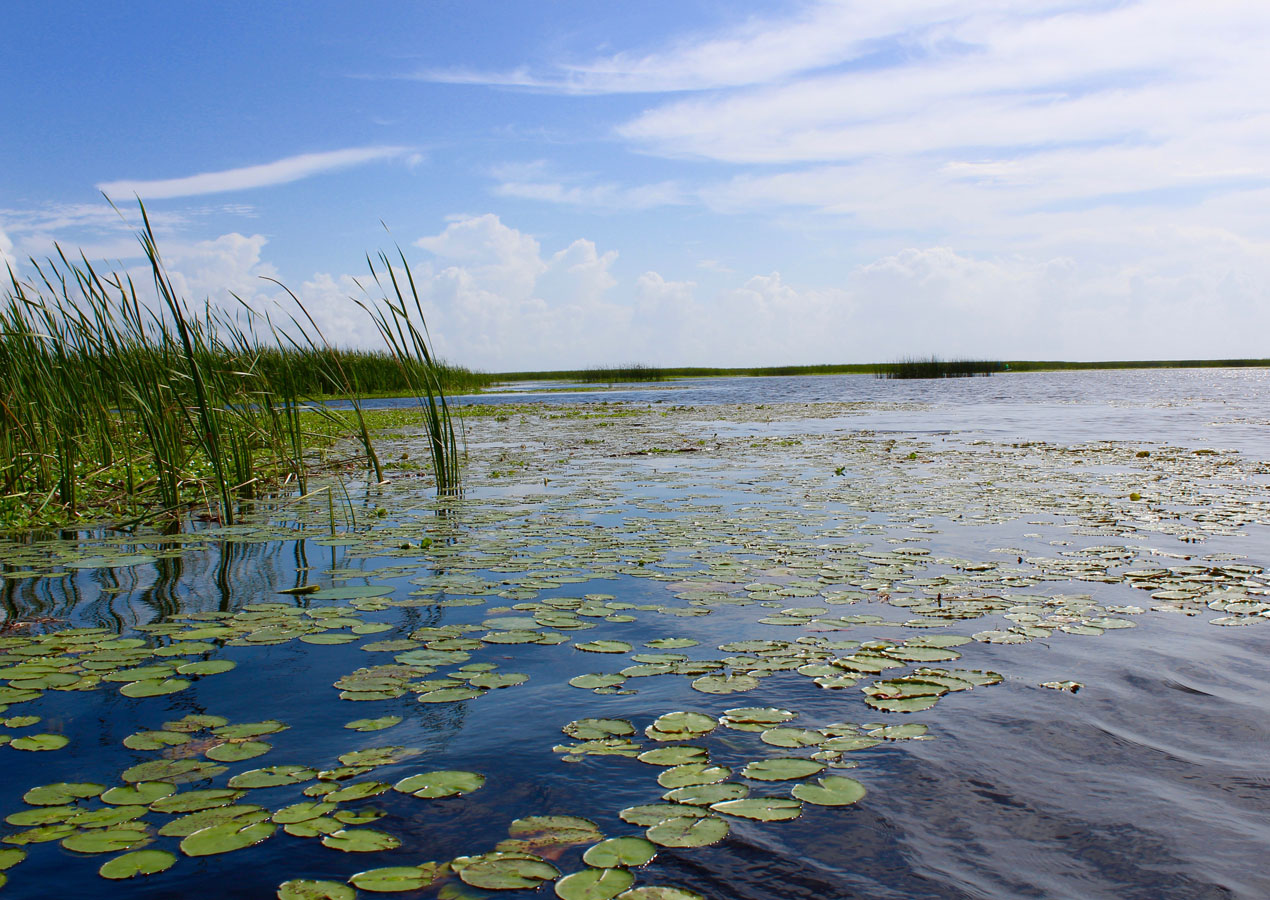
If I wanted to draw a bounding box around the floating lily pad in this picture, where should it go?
[645,712,716,741]
[213,720,288,740]
[123,730,191,751]
[790,775,867,806]
[120,678,189,698]
[10,733,68,751]
[508,816,603,847]
[575,641,632,654]
[394,770,485,799]
[22,781,104,802]
[645,815,728,848]
[123,759,226,785]
[321,828,401,853]
[62,827,150,854]
[176,660,237,676]
[740,758,824,782]
[662,783,749,806]
[0,849,25,870]
[324,782,390,803]
[272,802,337,824]
[710,797,802,822]
[159,805,266,837]
[180,820,275,856]
[206,741,271,762]
[583,837,658,869]
[690,674,759,694]
[151,789,245,814]
[456,852,560,890]
[99,847,177,880]
[637,746,707,767]
[349,864,443,892]
[277,880,356,900]
[569,674,626,690]
[228,766,316,789]
[555,866,635,900]
[345,716,403,732]
[656,764,732,789]
[613,888,704,900]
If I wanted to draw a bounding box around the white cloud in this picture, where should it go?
[97,146,413,200]
[0,225,14,274]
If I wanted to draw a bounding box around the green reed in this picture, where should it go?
[0,204,475,528]
[874,356,1004,379]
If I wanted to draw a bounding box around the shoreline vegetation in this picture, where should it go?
[492,357,1270,384]
[1,204,472,532]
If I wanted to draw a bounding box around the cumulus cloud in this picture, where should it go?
[97,146,412,200]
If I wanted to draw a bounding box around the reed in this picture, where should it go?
[576,363,666,384]
[0,203,470,529]
[874,356,1003,379]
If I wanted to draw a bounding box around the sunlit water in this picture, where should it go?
[1,369,1267,899]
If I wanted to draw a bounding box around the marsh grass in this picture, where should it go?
[576,363,666,384]
[874,357,1004,379]
[0,204,472,529]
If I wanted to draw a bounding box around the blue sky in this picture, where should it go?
[4,1,1269,369]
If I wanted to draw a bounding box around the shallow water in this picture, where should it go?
[1,369,1268,899]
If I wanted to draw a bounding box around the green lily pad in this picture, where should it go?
[790,775,867,806]
[662,783,749,806]
[564,719,636,741]
[324,782,390,803]
[206,741,271,762]
[320,828,401,852]
[619,804,710,827]
[569,674,626,690]
[176,660,237,676]
[277,879,356,900]
[119,678,189,698]
[6,807,74,827]
[456,852,560,890]
[582,837,657,869]
[98,848,177,880]
[99,783,173,807]
[508,816,603,846]
[213,720,288,740]
[3,824,75,845]
[575,640,632,654]
[123,730,191,751]
[614,888,704,899]
[164,714,229,732]
[123,759,227,784]
[656,764,731,789]
[180,820,275,856]
[349,863,444,892]
[556,866,635,900]
[394,770,485,798]
[23,781,104,802]
[228,766,317,789]
[273,802,337,824]
[759,728,824,748]
[62,827,150,854]
[645,816,728,848]
[690,674,759,694]
[645,712,716,741]
[159,805,266,837]
[0,848,26,869]
[740,758,825,781]
[151,789,245,814]
[338,746,420,766]
[709,797,802,822]
[344,716,403,732]
[637,746,707,767]
[10,733,68,751]
[308,586,394,601]
[417,686,483,703]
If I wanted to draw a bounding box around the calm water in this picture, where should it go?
[2,369,1267,899]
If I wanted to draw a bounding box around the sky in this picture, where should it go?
[3,0,1269,370]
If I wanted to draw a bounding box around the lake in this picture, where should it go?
[1,369,1267,899]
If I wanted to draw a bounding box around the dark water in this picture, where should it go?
[2,369,1268,899]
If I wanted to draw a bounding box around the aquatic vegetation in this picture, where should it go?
[874,356,1004,379]
[0,206,474,530]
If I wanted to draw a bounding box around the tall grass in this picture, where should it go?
[0,203,470,528]
[874,356,1003,379]
[575,363,666,384]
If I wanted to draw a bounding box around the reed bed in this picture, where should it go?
[575,363,666,384]
[874,356,1004,379]
[0,206,472,529]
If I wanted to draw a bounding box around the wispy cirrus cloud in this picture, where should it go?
[97,146,413,200]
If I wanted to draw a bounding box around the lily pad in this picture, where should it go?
[555,866,635,900]
[575,640,632,654]
[23,782,104,805]
[740,758,825,781]
[349,864,444,892]
[277,880,356,900]
[98,848,177,880]
[662,783,749,806]
[320,828,401,852]
[645,816,729,848]
[710,797,802,822]
[583,837,657,869]
[790,775,867,806]
[645,712,717,741]
[151,789,245,814]
[62,827,150,854]
[119,678,189,698]
[456,852,560,890]
[344,716,403,732]
[228,766,316,789]
[394,770,485,799]
[614,889,704,900]
[205,741,271,762]
[10,733,68,751]
[180,820,275,856]
[123,759,227,785]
